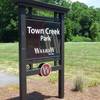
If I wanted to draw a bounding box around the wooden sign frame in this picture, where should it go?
[16,0,69,100]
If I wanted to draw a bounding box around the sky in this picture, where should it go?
[70,0,100,8]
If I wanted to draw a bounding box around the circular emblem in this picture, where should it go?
[39,63,51,76]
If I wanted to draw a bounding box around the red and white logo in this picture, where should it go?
[39,63,52,76]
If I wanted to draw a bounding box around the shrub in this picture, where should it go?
[0,30,18,42]
[95,32,100,42]
[73,75,84,92]
[71,35,92,42]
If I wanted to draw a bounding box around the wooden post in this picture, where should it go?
[58,13,64,98]
[19,5,27,100]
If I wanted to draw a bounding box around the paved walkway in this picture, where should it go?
[0,72,19,86]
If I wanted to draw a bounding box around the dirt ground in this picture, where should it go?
[0,78,100,100]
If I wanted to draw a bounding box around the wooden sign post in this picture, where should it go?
[16,0,69,100]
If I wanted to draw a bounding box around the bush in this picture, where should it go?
[95,32,100,42]
[0,0,18,42]
[73,74,84,92]
[71,35,92,42]
[0,30,18,43]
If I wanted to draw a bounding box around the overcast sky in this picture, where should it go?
[70,0,100,8]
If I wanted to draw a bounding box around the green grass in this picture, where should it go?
[65,42,100,87]
[0,43,18,75]
[0,42,100,87]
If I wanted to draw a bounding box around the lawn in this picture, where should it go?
[0,43,18,75]
[0,42,100,87]
[65,42,100,87]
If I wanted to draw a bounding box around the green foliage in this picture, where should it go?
[89,22,99,41]
[65,18,73,41]
[80,16,92,36]
[65,1,100,42]
[72,35,91,42]
[0,0,18,42]
[96,32,100,41]
[0,0,100,42]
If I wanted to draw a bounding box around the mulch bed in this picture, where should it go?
[0,78,100,100]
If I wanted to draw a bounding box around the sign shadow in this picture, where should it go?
[9,91,58,100]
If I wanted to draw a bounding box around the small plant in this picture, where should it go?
[72,74,84,92]
[88,81,98,87]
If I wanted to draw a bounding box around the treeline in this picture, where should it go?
[0,0,100,42]
[0,0,18,42]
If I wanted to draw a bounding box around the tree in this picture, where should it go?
[80,16,92,37]
[89,22,99,41]
[65,18,73,41]
[95,8,100,22]
[0,0,100,42]
[0,0,18,42]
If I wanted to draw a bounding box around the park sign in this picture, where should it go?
[15,0,69,100]
[26,19,60,59]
